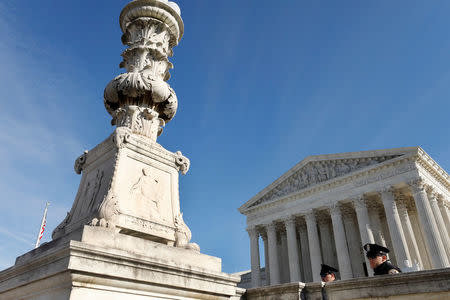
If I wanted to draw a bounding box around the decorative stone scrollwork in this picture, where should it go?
[283,216,296,227]
[111,106,165,141]
[427,190,440,205]
[104,0,183,142]
[265,222,277,232]
[409,178,426,194]
[353,195,367,211]
[112,128,131,149]
[74,150,89,174]
[175,151,190,175]
[329,202,342,217]
[246,226,259,238]
[304,209,317,223]
[96,193,119,228]
[174,212,199,251]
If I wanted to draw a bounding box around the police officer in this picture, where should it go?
[363,243,402,275]
[320,264,338,282]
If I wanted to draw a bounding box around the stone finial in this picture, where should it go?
[104,0,184,142]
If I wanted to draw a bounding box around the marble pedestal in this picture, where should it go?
[0,226,241,300]
[0,128,241,299]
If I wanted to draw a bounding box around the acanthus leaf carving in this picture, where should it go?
[104,8,183,142]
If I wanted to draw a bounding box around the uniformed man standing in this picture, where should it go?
[320,264,338,282]
[363,243,402,275]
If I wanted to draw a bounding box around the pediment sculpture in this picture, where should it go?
[251,155,401,207]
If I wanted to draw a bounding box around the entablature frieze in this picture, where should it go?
[242,154,420,216]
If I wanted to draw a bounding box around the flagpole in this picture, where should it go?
[35,202,50,248]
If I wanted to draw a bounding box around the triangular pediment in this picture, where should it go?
[239,147,419,212]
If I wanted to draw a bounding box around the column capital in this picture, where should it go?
[265,222,277,232]
[378,186,395,196]
[352,195,367,211]
[283,216,296,227]
[340,204,355,218]
[304,209,316,223]
[246,226,259,238]
[437,194,448,208]
[427,190,440,203]
[329,202,342,217]
[408,178,427,194]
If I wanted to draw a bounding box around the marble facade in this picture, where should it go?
[239,147,450,287]
[0,1,242,299]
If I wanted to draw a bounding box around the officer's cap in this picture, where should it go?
[320,264,338,277]
[363,243,390,259]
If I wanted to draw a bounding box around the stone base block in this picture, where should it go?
[0,226,240,300]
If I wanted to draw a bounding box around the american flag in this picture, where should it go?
[35,202,50,248]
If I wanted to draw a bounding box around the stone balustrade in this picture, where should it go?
[245,268,450,300]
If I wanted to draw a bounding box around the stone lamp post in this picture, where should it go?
[0,2,242,298]
[51,0,197,250]
[104,0,183,142]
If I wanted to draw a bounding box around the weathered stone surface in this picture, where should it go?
[323,268,450,300]
[0,226,240,300]
[53,128,194,249]
[243,268,450,300]
[240,147,450,284]
[245,282,306,300]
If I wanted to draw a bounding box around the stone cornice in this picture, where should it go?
[241,151,418,216]
[415,147,450,192]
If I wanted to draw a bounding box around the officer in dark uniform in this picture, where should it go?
[363,243,402,275]
[320,264,338,282]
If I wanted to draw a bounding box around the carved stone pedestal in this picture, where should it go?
[0,1,243,298]
[0,226,241,300]
[53,127,197,250]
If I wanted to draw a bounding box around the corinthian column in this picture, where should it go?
[428,191,450,258]
[298,224,312,282]
[353,195,375,276]
[379,187,411,269]
[330,203,353,279]
[284,217,301,282]
[261,233,270,285]
[247,226,261,287]
[438,197,450,235]
[266,223,280,285]
[305,210,322,282]
[409,179,449,268]
[396,195,423,269]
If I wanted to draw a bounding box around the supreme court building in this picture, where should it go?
[239,147,450,287]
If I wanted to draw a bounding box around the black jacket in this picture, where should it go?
[373,261,402,275]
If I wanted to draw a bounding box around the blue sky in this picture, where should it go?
[0,0,449,273]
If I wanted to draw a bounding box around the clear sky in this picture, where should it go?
[0,0,449,273]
